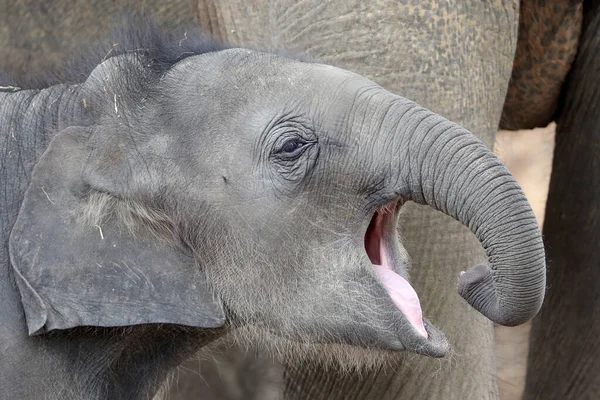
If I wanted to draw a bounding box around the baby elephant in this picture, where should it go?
[0,19,545,399]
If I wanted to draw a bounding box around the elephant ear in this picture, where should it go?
[9,127,225,335]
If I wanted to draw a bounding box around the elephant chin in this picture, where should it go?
[364,200,428,338]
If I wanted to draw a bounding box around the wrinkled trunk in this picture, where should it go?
[380,98,546,326]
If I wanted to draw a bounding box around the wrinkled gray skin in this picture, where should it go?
[0,24,547,400]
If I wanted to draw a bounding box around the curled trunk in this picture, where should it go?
[382,98,546,326]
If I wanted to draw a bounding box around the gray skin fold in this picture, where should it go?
[379,97,546,326]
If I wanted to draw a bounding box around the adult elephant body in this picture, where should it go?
[523,2,600,398]
[0,1,544,400]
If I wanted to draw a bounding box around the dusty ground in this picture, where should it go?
[493,125,555,400]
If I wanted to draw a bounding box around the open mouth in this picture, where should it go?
[364,200,428,338]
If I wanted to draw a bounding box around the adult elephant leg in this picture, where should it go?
[195,1,517,398]
[500,0,583,130]
[524,1,600,399]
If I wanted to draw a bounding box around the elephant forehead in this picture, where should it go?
[169,49,379,99]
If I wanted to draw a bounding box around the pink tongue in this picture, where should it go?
[374,265,428,338]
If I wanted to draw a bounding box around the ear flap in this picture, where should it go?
[9,128,225,335]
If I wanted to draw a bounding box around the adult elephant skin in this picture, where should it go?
[516,1,599,399]
[497,0,599,398]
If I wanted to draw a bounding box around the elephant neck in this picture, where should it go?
[0,84,84,160]
[59,325,226,399]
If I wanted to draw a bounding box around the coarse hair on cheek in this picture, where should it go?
[79,191,179,243]
[194,226,410,372]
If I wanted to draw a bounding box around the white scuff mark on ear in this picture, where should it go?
[114,94,119,116]
[94,224,105,240]
[121,261,141,283]
[130,262,155,291]
[82,98,87,108]
[40,187,55,204]
[112,261,137,282]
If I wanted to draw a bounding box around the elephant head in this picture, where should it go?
[9,34,545,366]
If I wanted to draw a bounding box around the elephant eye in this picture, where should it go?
[277,138,307,155]
[273,135,313,159]
[269,128,319,184]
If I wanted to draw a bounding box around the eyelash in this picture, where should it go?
[275,137,308,155]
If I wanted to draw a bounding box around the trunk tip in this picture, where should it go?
[457,264,543,327]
